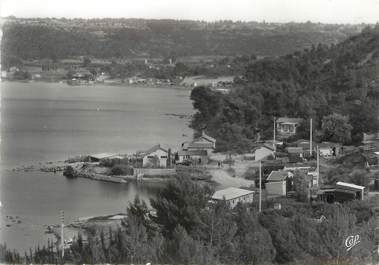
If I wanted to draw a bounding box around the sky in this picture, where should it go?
[1,0,379,24]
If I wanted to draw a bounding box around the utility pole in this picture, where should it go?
[60,210,64,259]
[310,118,313,156]
[273,117,276,153]
[259,160,262,213]
[316,145,320,187]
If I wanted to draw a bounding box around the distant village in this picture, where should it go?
[1,55,238,93]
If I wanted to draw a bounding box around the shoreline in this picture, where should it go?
[8,157,252,189]
[1,79,194,90]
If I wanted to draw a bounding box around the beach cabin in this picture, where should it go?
[265,170,294,196]
[137,144,170,168]
[211,187,254,208]
[276,117,304,139]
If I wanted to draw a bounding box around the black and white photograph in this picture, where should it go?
[1,0,379,264]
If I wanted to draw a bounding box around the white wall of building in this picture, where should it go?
[266,181,286,196]
[142,149,168,168]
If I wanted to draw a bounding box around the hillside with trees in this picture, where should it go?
[1,176,376,265]
[1,17,365,65]
[190,25,379,152]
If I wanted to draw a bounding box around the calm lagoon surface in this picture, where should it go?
[0,81,194,251]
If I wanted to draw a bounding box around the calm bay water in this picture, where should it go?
[0,81,194,251]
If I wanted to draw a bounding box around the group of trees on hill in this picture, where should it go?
[1,18,364,66]
[191,26,379,152]
[1,176,376,265]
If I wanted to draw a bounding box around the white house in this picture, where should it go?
[211,187,254,208]
[265,170,294,196]
[138,144,169,168]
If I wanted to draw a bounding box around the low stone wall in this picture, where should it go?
[135,168,176,177]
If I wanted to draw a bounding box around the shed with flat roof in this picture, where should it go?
[211,187,254,208]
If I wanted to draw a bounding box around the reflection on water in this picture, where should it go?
[0,81,193,251]
[0,170,163,251]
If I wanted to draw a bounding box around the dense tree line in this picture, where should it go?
[191,25,379,152]
[2,176,376,265]
[1,18,364,66]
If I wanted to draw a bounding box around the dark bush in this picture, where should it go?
[110,165,133,176]
[63,166,77,178]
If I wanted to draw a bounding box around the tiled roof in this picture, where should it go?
[267,170,289,182]
[178,150,208,156]
[89,153,118,160]
[336,181,365,190]
[277,117,304,124]
[212,187,254,201]
[286,147,303,154]
[138,144,167,156]
[318,142,341,148]
[201,131,216,143]
[187,142,214,149]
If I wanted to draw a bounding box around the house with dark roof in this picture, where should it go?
[137,144,170,168]
[276,117,304,139]
[265,170,294,196]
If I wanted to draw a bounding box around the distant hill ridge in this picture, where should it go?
[0,17,367,61]
[190,25,379,152]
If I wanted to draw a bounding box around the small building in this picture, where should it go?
[137,144,170,168]
[177,150,208,165]
[293,139,316,157]
[336,182,365,200]
[286,147,304,163]
[96,72,111,82]
[307,171,319,187]
[317,182,365,203]
[265,170,294,196]
[253,145,275,161]
[88,153,121,162]
[318,142,341,158]
[72,70,93,80]
[276,117,304,139]
[183,131,216,153]
[211,187,254,208]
